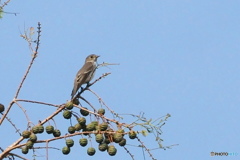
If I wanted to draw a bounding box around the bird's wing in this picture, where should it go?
[76,62,96,82]
[71,62,95,98]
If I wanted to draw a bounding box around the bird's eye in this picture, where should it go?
[91,56,93,58]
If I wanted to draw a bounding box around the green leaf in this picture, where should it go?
[141,130,148,136]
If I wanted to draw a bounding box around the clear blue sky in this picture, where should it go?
[1,1,240,160]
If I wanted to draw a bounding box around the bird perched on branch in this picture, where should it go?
[71,54,100,99]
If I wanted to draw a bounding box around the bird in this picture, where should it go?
[71,54,100,99]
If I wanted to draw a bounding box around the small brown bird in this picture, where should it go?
[71,54,100,99]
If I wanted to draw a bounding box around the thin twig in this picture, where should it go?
[123,146,135,160]
[0,101,14,125]
[15,22,41,99]
[136,137,156,160]
[31,146,59,150]
[79,96,97,112]
[0,113,21,134]
[0,22,42,125]
[0,0,11,8]
[74,105,131,129]
[14,101,31,126]
[2,11,19,16]
[88,88,122,118]
[6,152,28,160]
[15,99,59,108]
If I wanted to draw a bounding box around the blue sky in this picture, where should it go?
[1,1,240,160]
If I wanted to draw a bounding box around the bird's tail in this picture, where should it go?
[71,88,76,99]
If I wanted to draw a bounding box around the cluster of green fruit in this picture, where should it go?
[21,124,63,154]
[61,101,137,156]
[62,101,107,135]
[20,101,137,157]
[62,136,118,156]
[62,128,137,156]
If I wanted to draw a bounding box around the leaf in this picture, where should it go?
[141,130,148,136]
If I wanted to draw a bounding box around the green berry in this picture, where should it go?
[95,134,104,143]
[119,138,126,146]
[100,122,108,131]
[45,125,54,134]
[29,133,37,142]
[79,138,88,147]
[37,125,44,133]
[91,121,98,130]
[86,123,95,131]
[53,129,61,137]
[113,133,123,143]
[62,146,70,155]
[108,145,117,156]
[26,140,34,149]
[129,131,137,139]
[21,146,29,154]
[97,108,105,115]
[68,126,76,134]
[91,121,98,126]
[74,123,81,131]
[77,117,86,125]
[98,143,108,152]
[63,110,72,119]
[65,101,74,110]
[32,126,39,134]
[66,139,74,147]
[80,107,89,116]
[87,147,96,156]
[22,130,31,139]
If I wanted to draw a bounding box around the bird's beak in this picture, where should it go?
[96,55,100,58]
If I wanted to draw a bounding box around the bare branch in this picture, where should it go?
[123,146,135,160]
[0,113,20,134]
[0,0,12,8]
[88,88,122,118]
[0,23,42,125]
[14,101,31,126]
[136,137,156,160]
[6,152,28,160]
[15,22,41,99]
[15,99,59,108]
